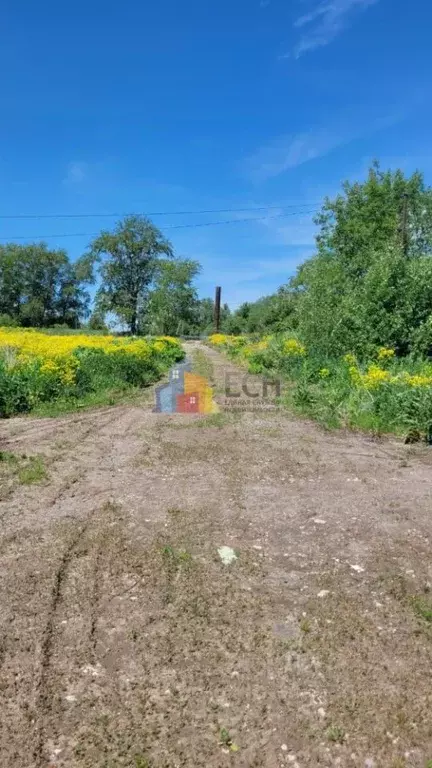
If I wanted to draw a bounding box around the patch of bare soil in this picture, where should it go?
[0,342,431,768]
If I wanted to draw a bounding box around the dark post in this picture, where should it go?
[401,192,409,257]
[214,286,222,332]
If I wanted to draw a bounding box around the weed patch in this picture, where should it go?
[325,725,346,744]
[0,450,48,486]
[412,596,432,624]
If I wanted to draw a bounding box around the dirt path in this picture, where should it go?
[0,342,431,768]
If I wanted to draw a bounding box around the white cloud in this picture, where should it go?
[243,130,342,182]
[62,161,87,185]
[292,0,379,57]
[262,213,318,247]
[243,108,405,182]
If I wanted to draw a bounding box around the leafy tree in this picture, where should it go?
[196,298,215,332]
[193,298,231,334]
[224,291,296,335]
[90,216,173,334]
[144,258,200,335]
[87,309,109,332]
[0,243,92,327]
[315,161,432,272]
[291,163,432,357]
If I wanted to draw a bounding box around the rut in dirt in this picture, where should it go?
[0,342,431,768]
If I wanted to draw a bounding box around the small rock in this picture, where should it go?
[317,590,330,598]
[218,546,238,565]
[350,564,365,573]
[312,518,326,524]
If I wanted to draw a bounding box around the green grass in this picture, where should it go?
[0,450,48,485]
[31,384,148,417]
[192,348,215,382]
[325,725,346,744]
[412,596,432,624]
[214,335,432,441]
[18,455,47,484]
[160,544,193,568]
[195,412,231,428]
[134,756,152,768]
[219,727,240,752]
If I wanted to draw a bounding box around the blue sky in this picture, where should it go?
[2,0,432,308]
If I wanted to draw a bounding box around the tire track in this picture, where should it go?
[0,407,136,528]
[33,521,90,768]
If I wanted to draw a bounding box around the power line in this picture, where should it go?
[0,203,319,220]
[0,210,319,241]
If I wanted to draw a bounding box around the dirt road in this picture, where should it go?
[0,343,431,768]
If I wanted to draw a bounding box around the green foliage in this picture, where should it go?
[0,243,92,328]
[224,163,432,360]
[224,290,296,335]
[292,163,432,358]
[0,451,47,485]
[325,725,345,744]
[90,215,173,334]
[145,258,200,335]
[0,334,183,417]
[194,298,231,335]
[87,310,109,332]
[212,333,432,439]
[412,596,432,624]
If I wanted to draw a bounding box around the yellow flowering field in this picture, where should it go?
[209,334,432,439]
[0,328,184,416]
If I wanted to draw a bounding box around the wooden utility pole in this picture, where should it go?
[214,286,222,332]
[401,192,409,257]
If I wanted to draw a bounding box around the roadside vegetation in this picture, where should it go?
[209,333,432,439]
[0,329,183,417]
[209,164,432,440]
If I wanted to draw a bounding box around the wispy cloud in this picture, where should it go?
[243,108,405,182]
[62,161,88,185]
[292,0,379,58]
[243,130,340,182]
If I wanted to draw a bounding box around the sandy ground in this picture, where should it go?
[0,342,431,768]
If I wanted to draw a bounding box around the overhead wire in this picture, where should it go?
[0,209,318,242]
[0,203,319,220]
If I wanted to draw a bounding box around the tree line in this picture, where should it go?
[3,162,432,353]
[224,163,432,358]
[0,216,229,335]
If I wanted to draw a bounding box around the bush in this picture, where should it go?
[0,329,184,417]
[209,333,432,440]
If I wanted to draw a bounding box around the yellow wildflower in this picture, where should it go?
[405,374,432,387]
[40,360,59,374]
[348,365,362,385]
[343,353,357,366]
[209,333,228,346]
[377,347,395,361]
[283,339,306,356]
[361,364,391,389]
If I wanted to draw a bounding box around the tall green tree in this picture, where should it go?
[291,163,432,357]
[90,216,173,334]
[145,259,200,335]
[315,161,432,273]
[194,298,231,334]
[0,243,92,327]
